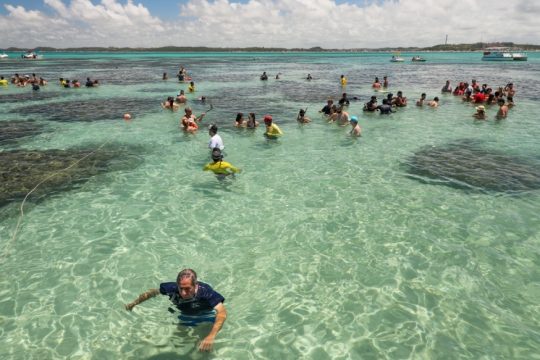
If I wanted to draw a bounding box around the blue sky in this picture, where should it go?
[0,0,538,49]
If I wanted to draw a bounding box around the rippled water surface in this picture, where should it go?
[1,51,540,359]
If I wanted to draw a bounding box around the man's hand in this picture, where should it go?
[125,303,135,311]
[199,335,215,352]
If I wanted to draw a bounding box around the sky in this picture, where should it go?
[0,0,539,49]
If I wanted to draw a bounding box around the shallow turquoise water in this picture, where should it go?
[1,52,540,359]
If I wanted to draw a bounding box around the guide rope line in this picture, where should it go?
[5,139,112,259]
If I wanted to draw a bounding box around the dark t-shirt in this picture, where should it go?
[159,281,225,315]
[377,104,393,114]
[321,105,332,115]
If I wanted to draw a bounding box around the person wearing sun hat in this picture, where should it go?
[473,105,486,120]
[349,115,362,137]
[263,115,283,139]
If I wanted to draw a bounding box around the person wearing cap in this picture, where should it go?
[473,105,486,120]
[496,98,508,119]
[203,148,240,177]
[181,107,205,133]
[125,268,226,352]
[297,109,311,124]
[263,115,283,139]
[208,124,224,150]
[349,116,362,137]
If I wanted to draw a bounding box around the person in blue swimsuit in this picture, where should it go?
[125,268,227,352]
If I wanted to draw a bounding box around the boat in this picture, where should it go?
[390,55,404,62]
[0,53,8,59]
[411,56,426,62]
[481,48,527,61]
[21,51,43,60]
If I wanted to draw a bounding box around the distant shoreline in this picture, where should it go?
[3,42,540,53]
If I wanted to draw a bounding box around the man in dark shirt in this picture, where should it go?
[319,99,334,115]
[377,99,395,115]
[338,93,350,107]
[125,268,226,352]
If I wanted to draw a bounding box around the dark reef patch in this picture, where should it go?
[0,121,46,144]
[0,91,65,104]
[0,145,144,207]
[12,97,158,122]
[404,139,540,193]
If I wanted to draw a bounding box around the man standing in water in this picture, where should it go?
[125,269,227,352]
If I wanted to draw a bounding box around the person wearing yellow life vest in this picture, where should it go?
[203,148,240,178]
[263,115,283,139]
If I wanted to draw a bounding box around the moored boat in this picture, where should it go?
[481,48,527,61]
[390,55,404,62]
[411,56,426,62]
[0,53,8,59]
[21,51,43,60]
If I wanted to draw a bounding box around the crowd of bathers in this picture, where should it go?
[1,73,100,90]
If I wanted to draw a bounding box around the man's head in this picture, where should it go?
[185,107,192,115]
[208,124,218,135]
[498,98,505,106]
[176,269,198,299]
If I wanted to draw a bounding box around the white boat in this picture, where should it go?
[0,53,8,59]
[390,55,404,62]
[481,48,527,61]
[22,52,43,60]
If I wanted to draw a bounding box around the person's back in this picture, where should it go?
[377,99,393,115]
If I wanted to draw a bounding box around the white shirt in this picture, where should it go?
[208,134,224,150]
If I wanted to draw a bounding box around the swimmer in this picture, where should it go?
[340,74,347,87]
[377,99,395,115]
[0,76,8,86]
[394,91,407,107]
[319,99,334,116]
[338,93,350,107]
[208,124,224,150]
[297,109,311,124]
[176,90,187,104]
[263,115,283,138]
[416,93,426,106]
[125,268,227,352]
[363,96,378,112]
[162,72,168,80]
[246,113,259,128]
[335,106,350,126]
[72,79,81,88]
[327,105,339,123]
[260,72,268,81]
[383,76,389,88]
[181,107,205,133]
[496,98,508,119]
[188,81,195,93]
[473,105,486,120]
[306,74,313,80]
[204,148,241,177]
[234,113,246,128]
[349,116,362,137]
[441,80,452,93]
[428,97,439,108]
[39,77,47,86]
[162,96,179,111]
[372,77,381,89]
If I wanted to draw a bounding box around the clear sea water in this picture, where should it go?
[1,51,539,359]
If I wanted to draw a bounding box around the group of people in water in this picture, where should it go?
[0,73,101,91]
[361,76,514,120]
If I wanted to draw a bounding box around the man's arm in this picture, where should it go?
[198,302,227,352]
[125,288,160,311]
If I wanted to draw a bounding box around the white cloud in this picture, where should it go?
[0,0,538,48]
